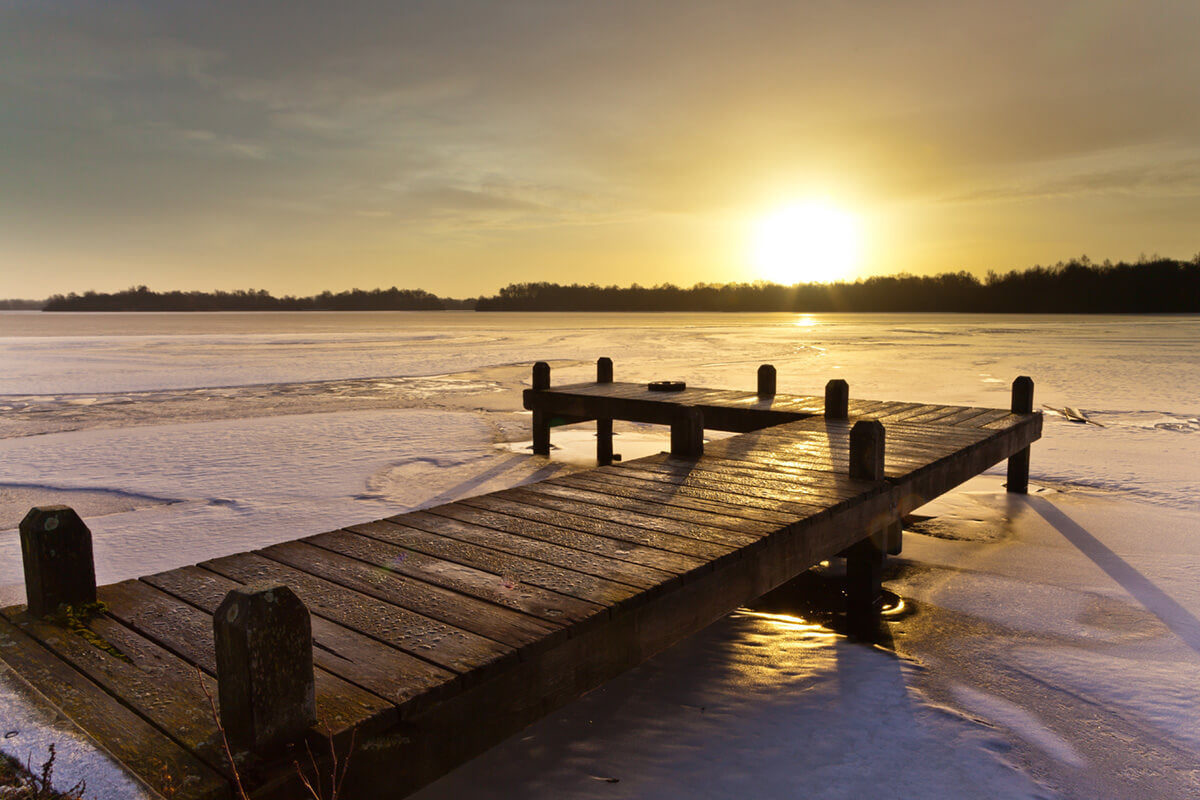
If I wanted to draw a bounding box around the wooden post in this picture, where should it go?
[849,419,885,482]
[531,362,551,455]
[19,506,96,618]
[596,358,614,465]
[596,418,614,466]
[825,379,849,420]
[846,420,886,637]
[885,520,903,556]
[214,583,316,753]
[1007,376,1034,494]
[757,364,776,397]
[670,406,704,459]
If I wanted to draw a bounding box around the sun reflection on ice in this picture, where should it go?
[732,608,834,634]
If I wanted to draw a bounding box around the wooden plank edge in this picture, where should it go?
[0,614,230,800]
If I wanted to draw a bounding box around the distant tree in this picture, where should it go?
[475,258,1199,313]
[43,286,455,312]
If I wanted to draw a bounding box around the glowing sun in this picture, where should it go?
[752,202,861,284]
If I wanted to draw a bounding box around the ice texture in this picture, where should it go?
[0,311,1197,799]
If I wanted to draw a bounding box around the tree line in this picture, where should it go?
[42,286,467,312]
[475,257,1199,313]
[31,256,1200,313]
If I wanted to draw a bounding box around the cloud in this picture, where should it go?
[2,0,1199,295]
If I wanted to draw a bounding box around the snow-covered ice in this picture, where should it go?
[0,311,1196,798]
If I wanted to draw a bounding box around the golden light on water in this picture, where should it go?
[733,608,834,635]
[752,201,862,285]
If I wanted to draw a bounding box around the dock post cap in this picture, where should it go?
[597,357,613,383]
[214,582,316,753]
[532,361,551,390]
[825,379,849,419]
[849,420,885,481]
[757,364,777,397]
[19,505,96,618]
[648,380,686,392]
[670,405,704,459]
[1011,376,1034,414]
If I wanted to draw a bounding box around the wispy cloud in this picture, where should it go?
[2,0,1199,295]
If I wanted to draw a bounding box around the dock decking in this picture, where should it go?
[0,366,1041,799]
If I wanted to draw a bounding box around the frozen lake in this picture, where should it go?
[1,310,1197,798]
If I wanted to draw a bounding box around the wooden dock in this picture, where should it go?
[0,363,1041,799]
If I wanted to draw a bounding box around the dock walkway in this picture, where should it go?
[0,365,1041,799]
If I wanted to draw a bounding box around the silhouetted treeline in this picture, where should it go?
[32,256,1200,314]
[42,286,469,312]
[475,257,1199,313]
[0,298,45,309]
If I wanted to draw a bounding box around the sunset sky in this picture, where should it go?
[3,1,1199,299]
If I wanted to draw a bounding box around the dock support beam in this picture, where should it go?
[1007,376,1034,494]
[846,420,886,637]
[757,364,776,397]
[596,358,614,465]
[19,506,97,618]
[531,362,551,456]
[214,583,316,753]
[670,406,704,459]
[825,379,849,419]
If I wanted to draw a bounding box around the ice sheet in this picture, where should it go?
[0,311,1197,798]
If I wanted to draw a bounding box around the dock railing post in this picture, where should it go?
[214,583,316,753]
[597,358,614,465]
[596,357,613,384]
[757,364,776,398]
[670,406,704,459]
[825,379,849,419]
[846,420,886,637]
[19,506,97,618]
[1007,376,1034,494]
[531,362,551,456]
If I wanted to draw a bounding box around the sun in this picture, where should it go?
[752,201,862,284]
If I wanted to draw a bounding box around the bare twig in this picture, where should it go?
[292,729,356,799]
[196,667,250,800]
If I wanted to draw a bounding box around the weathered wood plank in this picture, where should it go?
[524,385,813,431]
[301,529,603,628]
[199,552,515,680]
[1,607,232,778]
[142,567,455,715]
[704,434,969,471]
[259,541,559,652]
[0,615,231,800]
[845,399,894,416]
[509,482,771,544]
[424,502,702,576]
[394,509,676,591]
[556,470,808,527]
[870,403,945,422]
[458,494,731,562]
[355,519,643,611]
[930,405,1008,426]
[959,408,1021,428]
[583,461,858,515]
[96,580,399,739]
[621,452,869,496]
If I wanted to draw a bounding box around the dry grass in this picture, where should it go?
[0,745,86,800]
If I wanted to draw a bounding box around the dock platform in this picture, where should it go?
[0,364,1041,799]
